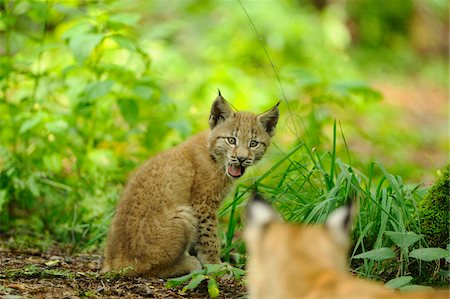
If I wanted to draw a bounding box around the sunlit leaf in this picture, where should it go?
[61,22,92,40]
[181,274,206,293]
[385,276,412,289]
[230,266,246,280]
[87,149,117,170]
[353,247,396,261]
[81,80,114,102]
[108,13,140,27]
[43,154,62,173]
[399,285,433,292]
[385,231,422,250]
[204,264,224,274]
[166,272,194,288]
[207,277,220,298]
[117,98,139,126]
[409,248,449,262]
[68,33,103,63]
[133,85,153,100]
[45,120,68,134]
[19,114,43,134]
[111,35,136,51]
[168,120,192,138]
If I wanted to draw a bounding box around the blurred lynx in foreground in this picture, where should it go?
[102,93,279,278]
[245,194,448,299]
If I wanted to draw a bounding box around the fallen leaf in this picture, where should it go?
[45,260,61,267]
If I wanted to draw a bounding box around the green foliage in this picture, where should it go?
[166,264,244,298]
[353,248,396,261]
[418,166,450,249]
[353,229,448,282]
[0,0,177,250]
[0,0,447,293]
[385,276,413,289]
[385,275,433,292]
[220,123,447,287]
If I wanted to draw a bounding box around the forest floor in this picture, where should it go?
[0,247,246,299]
[0,79,447,299]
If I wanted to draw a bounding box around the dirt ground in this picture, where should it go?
[0,247,246,299]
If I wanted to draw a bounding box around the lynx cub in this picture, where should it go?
[245,194,448,299]
[102,93,279,278]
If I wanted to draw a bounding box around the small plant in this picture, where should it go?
[166,264,245,298]
[353,230,449,290]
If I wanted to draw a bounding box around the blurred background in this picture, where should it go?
[0,0,448,277]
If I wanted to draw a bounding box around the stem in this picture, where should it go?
[31,0,52,102]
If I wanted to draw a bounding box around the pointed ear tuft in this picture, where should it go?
[325,201,355,248]
[257,102,280,136]
[246,193,278,227]
[209,94,233,129]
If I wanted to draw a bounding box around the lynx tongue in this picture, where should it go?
[227,164,244,178]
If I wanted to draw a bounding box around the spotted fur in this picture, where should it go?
[102,94,279,278]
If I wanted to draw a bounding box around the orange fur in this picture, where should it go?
[102,95,279,277]
[245,197,449,299]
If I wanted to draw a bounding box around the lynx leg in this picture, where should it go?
[156,253,202,278]
[195,213,221,264]
[103,205,199,277]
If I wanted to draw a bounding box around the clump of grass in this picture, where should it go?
[219,121,446,287]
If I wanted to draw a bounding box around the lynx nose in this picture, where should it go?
[237,156,247,164]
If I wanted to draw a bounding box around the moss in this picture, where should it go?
[418,165,450,249]
[410,166,450,287]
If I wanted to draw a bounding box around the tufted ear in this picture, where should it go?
[325,201,355,248]
[257,102,280,136]
[246,193,279,228]
[209,91,234,129]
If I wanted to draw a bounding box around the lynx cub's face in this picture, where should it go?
[208,94,279,179]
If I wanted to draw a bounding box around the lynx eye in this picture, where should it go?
[227,137,237,145]
[249,140,259,148]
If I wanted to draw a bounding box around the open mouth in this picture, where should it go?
[227,164,246,178]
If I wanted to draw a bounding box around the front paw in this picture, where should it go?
[197,252,221,265]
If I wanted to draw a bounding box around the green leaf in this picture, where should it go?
[111,35,136,51]
[399,285,433,292]
[108,13,140,27]
[230,266,246,280]
[0,190,8,213]
[409,248,449,262]
[447,244,450,263]
[82,80,114,102]
[207,277,220,298]
[133,85,153,100]
[117,98,139,126]
[87,149,117,170]
[385,276,412,289]
[168,120,192,138]
[43,154,62,173]
[19,114,43,134]
[204,264,224,275]
[385,231,422,250]
[45,120,68,134]
[329,80,382,100]
[166,272,194,288]
[61,22,92,40]
[353,247,396,261]
[69,33,103,63]
[181,274,206,293]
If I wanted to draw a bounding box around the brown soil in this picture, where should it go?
[0,247,246,299]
